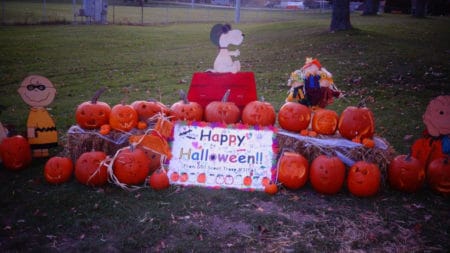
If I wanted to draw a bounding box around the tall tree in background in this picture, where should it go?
[330,0,353,31]
[362,0,380,15]
[412,0,428,17]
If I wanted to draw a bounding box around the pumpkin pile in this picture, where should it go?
[3,84,447,198]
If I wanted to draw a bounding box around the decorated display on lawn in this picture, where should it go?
[18,75,58,158]
[5,24,446,199]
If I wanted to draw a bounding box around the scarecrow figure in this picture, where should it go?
[18,75,58,157]
[286,57,341,108]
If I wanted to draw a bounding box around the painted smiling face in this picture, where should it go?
[18,75,56,107]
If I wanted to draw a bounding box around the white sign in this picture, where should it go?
[168,122,277,191]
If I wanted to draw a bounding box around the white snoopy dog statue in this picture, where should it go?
[209,24,244,74]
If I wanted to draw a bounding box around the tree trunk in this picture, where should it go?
[362,0,380,15]
[330,0,352,32]
[412,0,427,17]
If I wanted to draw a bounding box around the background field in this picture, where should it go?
[0,5,449,253]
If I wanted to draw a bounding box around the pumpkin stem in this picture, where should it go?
[178,90,189,104]
[92,87,107,104]
[222,89,231,102]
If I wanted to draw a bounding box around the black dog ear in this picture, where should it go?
[222,24,232,33]
[210,24,224,46]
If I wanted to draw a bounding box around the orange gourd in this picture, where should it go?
[149,169,170,191]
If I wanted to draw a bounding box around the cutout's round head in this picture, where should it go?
[18,75,56,107]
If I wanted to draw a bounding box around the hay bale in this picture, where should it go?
[64,125,132,162]
[276,130,395,182]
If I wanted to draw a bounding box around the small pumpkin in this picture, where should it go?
[347,161,381,197]
[277,151,309,190]
[75,88,111,129]
[264,181,278,195]
[0,135,32,171]
[109,102,138,132]
[311,108,339,135]
[241,97,276,126]
[131,99,170,122]
[427,157,450,196]
[44,156,73,184]
[113,147,151,185]
[74,151,108,186]
[204,89,241,124]
[149,169,170,191]
[309,155,346,195]
[170,90,203,121]
[99,124,111,135]
[388,154,425,193]
[338,105,375,142]
[277,102,311,132]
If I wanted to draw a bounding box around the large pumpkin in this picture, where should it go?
[74,151,108,186]
[388,154,425,193]
[170,90,203,121]
[241,98,276,126]
[277,102,311,132]
[113,147,150,185]
[204,89,241,124]
[109,102,138,132]
[131,99,169,122]
[347,161,381,197]
[277,152,309,190]
[338,106,375,142]
[427,157,450,196]
[309,155,346,195]
[0,135,32,171]
[312,109,339,135]
[75,88,111,129]
[44,156,73,184]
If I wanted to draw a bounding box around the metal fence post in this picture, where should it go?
[235,0,241,23]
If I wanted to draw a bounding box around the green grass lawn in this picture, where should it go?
[0,11,449,252]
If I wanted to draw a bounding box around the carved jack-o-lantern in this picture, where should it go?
[427,157,450,196]
[338,106,375,142]
[312,109,339,135]
[309,155,346,195]
[277,102,311,132]
[75,88,111,129]
[388,154,425,193]
[113,147,151,185]
[109,103,138,132]
[74,151,108,187]
[131,99,169,122]
[347,161,381,197]
[170,90,203,121]
[204,89,241,124]
[277,151,309,190]
[242,98,276,126]
[0,135,32,171]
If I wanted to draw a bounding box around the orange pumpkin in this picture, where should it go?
[427,157,450,196]
[204,89,241,124]
[277,102,311,132]
[277,152,309,190]
[311,109,339,135]
[411,137,446,168]
[149,169,170,191]
[44,156,73,184]
[338,106,375,142]
[241,98,276,126]
[131,99,170,122]
[109,103,138,132]
[264,181,278,195]
[113,147,150,185]
[0,135,32,171]
[388,154,425,193]
[75,88,111,129]
[74,151,108,186]
[347,161,381,197]
[309,155,346,195]
[170,90,203,121]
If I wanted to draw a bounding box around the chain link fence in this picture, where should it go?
[0,0,331,25]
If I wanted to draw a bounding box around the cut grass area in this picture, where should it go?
[0,13,449,252]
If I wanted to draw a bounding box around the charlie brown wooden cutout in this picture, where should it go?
[18,75,58,157]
